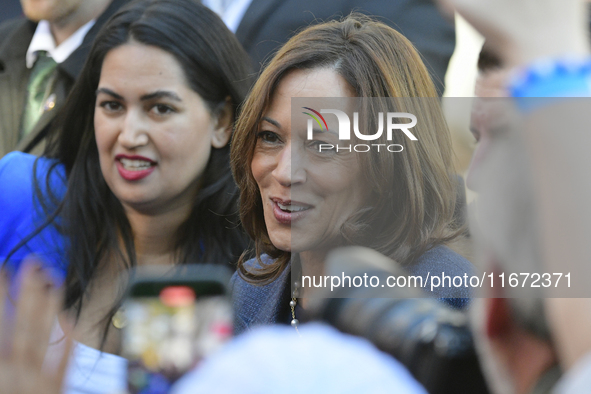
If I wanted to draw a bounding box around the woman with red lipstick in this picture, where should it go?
[0,0,251,391]
[230,15,474,334]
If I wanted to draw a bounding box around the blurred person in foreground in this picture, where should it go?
[0,273,429,394]
[0,263,72,394]
[464,43,508,193]
[439,0,591,393]
[171,323,428,394]
[0,0,128,157]
[465,40,561,394]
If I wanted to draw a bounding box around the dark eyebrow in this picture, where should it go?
[140,90,182,102]
[95,88,182,102]
[262,117,280,127]
[96,88,123,100]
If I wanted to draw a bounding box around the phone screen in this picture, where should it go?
[122,284,232,393]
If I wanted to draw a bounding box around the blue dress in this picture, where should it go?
[0,152,130,394]
[0,152,68,285]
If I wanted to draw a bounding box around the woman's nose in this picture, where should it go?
[272,144,306,186]
[117,109,149,149]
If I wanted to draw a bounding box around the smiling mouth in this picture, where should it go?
[276,201,310,213]
[118,158,155,170]
[272,199,312,224]
[115,155,157,181]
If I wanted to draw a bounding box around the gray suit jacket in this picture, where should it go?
[231,245,474,335]
[0,0,128,158]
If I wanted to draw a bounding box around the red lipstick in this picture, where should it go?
[115,154,156,181]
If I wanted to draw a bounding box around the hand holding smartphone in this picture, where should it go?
[121,265,233,394]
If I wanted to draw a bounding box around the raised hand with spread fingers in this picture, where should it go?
[0,263,72,394]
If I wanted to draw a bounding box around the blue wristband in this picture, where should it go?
[509,57,591,112]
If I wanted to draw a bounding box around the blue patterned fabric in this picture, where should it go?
[231,246,474,335]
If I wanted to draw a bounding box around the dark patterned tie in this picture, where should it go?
[20,50,58,137]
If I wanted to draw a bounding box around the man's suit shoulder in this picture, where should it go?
[0,17,26,39]
[0,18,34,52]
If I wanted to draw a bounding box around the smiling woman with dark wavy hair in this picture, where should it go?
[230,14,473,334]
[0,0,251,391]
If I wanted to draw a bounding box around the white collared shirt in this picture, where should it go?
[26,19,96,68]
[202,0,253,33]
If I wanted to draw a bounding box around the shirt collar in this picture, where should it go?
[26,19,95,68]
[201,0,253,32]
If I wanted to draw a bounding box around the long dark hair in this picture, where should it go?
[14,0,252,331]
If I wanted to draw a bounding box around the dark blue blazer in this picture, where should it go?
[231,246,474,335]
[235,0,455,95]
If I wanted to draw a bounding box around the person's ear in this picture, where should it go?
[484,267,514,340]
[211,97,233,149]
[485,296,513,339]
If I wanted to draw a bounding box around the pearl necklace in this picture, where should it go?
[290,280,300,334]
[112,308,127,329]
